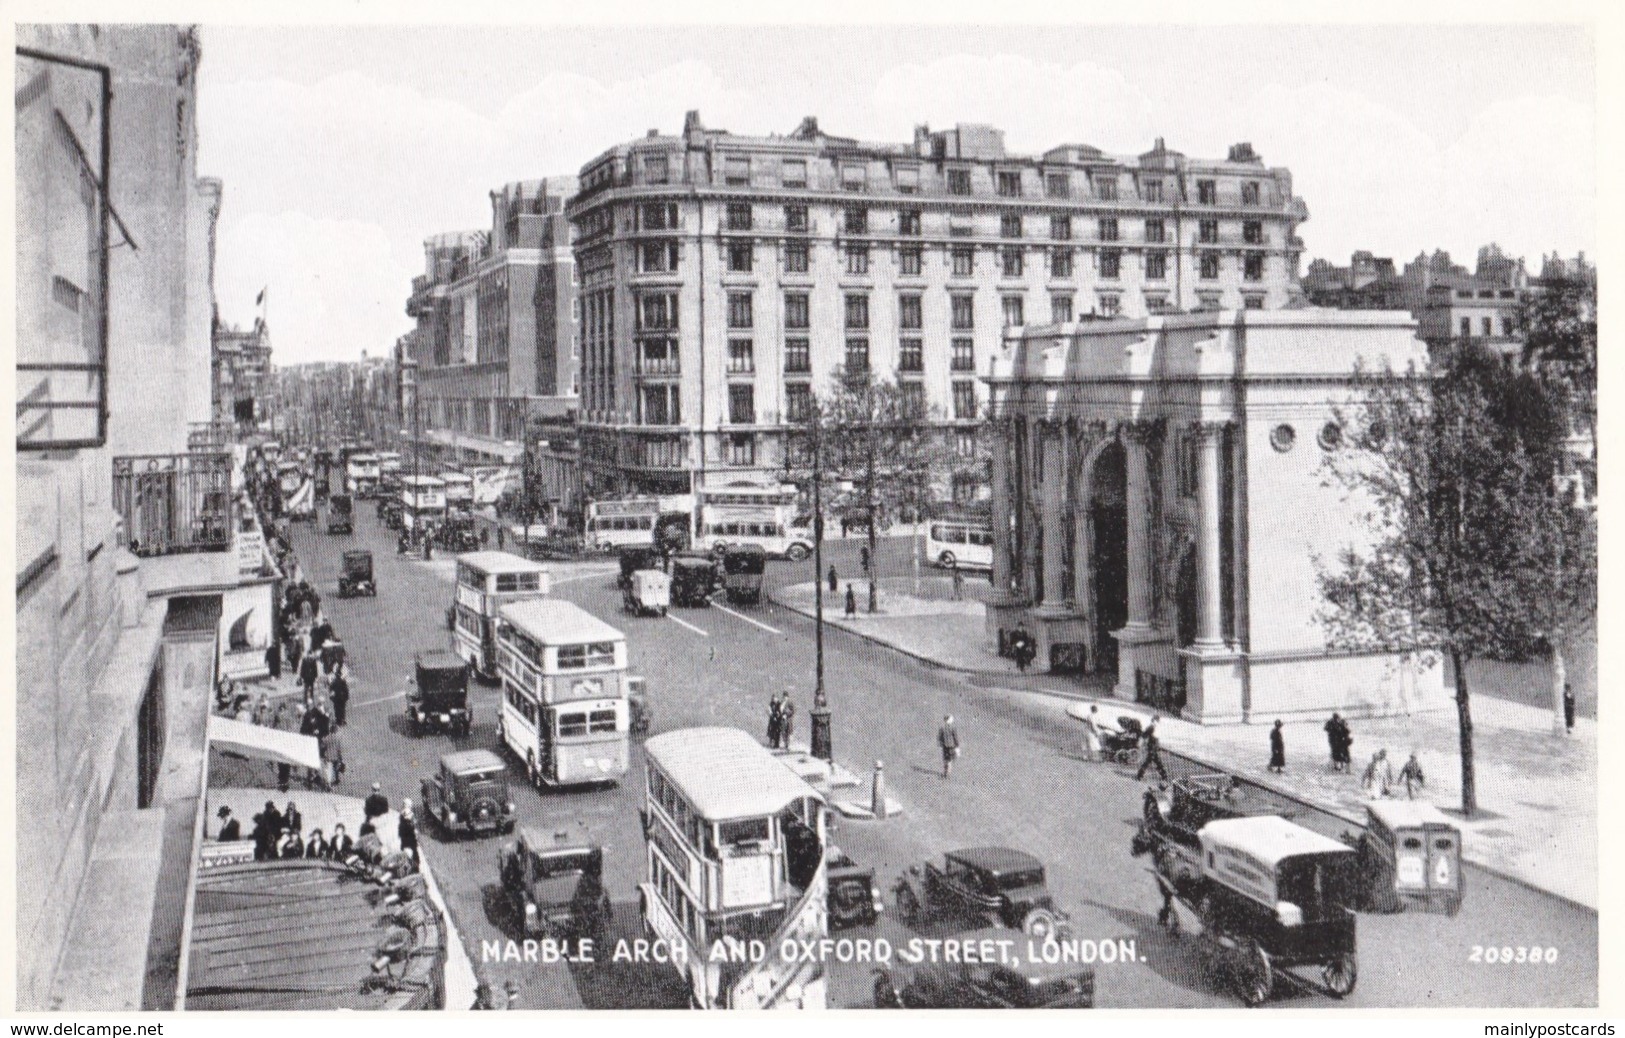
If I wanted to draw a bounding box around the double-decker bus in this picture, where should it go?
[925,516,994,571]
[694,484,811,561]
[400,475,446,535]
[345,452,381,497]
[496,600,630,788]
[452,551,552,679]
[640,728,829,1009]
[584,497,662,552]
[440,470,474,509]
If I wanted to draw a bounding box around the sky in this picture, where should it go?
[194,22,1597,366]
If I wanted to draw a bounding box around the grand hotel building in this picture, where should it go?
[568,112,1309,497]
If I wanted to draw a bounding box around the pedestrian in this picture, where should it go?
[299,652,319,698]
[264,641,282,680]
[778,695,796,750]
[320,728,344,788]
[1268,720,1286,773]
[1012,626,1033,673]
[845,584,857,618]
[329,669,350,727]
[496,525,506,550]
[1362,748,1394,798]
[859,545,870,574]
[286,633,303,675]
[364,782,390,822]
[827,565,839,594]
[1135,715,1168,781]
[766,692,783,749]
[938,714,961,778]
[1563,682,1576,734]
[424,536,433,561]
[398,800,418,857]
[840,515,850,538]
[1079,704,1103,761]
[1390,751,1424,799]
[305,828,329,859]
[215,806,241,842]
[283,800,303,837]
[1323,712,1349,772]
[951,562,964,601]
[324,638,346,676]
[254,694,272,727]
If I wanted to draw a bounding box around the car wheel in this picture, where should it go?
[1323,952,1358,998]
[895,885,921,925]
[873,974,903,1009]
[1021,906,1059,940]
[938,551,956,568]
[1239,938,1273,1007]
[784,543,810,562]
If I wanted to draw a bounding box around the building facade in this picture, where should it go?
[16,25,277,1009]
[211,318,272,431]
[404,177,580,464]
[568,112,1309,498]
[983,309,1442,725]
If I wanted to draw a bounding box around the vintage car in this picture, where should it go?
[326,493,353,535]
[419,748,516,837]
[497,830,613,942]
[1344,801,1463,916]
[827,846,885,930]
[336,549,375,597]
[719,544,766,606]
[406,651,471,736]
[872,927,1095,1008]
[894,847,1073,940]
[379,498,405,530]
[669,554,718,608]
[617,545,661,590]
[1140,814,1359,1006]
[623,568,670,617]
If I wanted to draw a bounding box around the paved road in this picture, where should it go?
[286,517,1597,1009]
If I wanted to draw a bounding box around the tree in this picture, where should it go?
[1315,343,1589,816]
[789,367,953,614]
[1521,274,1597,443]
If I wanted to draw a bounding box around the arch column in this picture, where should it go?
[1121,420,1156,630]
[1192,421,1228,646]
[988,417,1013,594]
[1039,421,1067,608]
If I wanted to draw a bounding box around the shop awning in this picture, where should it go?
[207,715,320,771]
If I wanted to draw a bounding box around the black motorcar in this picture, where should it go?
[828,847,885,930]
[670,554,718,607]
[406,651,471,736]
[872,928,1095,1008]
[498,832,612,943]
[894,847,1073,940]
[326,493,353,535]
[336,549,374,597]
[719,544,767,605]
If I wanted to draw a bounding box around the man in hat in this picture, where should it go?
[215,806,242,842]
[1268,719,1286,774]
[329,665,351,727]
[938,714,961,778]
[398,799,419,857]
[364,782,390,822]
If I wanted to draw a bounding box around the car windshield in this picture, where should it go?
[995,868,1045,890]
[456,769,503,784]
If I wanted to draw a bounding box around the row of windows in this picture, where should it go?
[707,242,1266,281]
[1460,316,1518,338]
[641,152,1265,206]
[503,683,619,735]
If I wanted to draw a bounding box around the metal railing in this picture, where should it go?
[113,452,234,557]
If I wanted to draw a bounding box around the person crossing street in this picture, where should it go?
[938,714,961,778]
[1135,715,1168,781]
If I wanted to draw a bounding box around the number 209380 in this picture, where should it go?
[1470,946,1559,964]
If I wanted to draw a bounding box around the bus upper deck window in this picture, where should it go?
[558,712,588,737]
[588,709,617,733]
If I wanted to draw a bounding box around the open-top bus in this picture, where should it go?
[640,728,829,1009]
[694,483,811,561]
[925,517,994,571]
[496,600,630,788]
[452,551,551,679]
[400,475,447,535]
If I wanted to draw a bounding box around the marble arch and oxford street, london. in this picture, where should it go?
[11,19,1598,1015]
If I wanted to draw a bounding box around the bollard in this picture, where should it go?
[871,760,887,820]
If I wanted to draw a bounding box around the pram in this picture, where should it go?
[1098,716,1144,765]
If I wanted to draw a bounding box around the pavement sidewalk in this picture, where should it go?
[772,581,1597,910]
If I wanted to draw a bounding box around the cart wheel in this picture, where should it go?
[1323,952,1358,998]
[1239,938,1274,1007]
[895,886,921,925]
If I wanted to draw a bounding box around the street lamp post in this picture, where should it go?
[807,412,833,762]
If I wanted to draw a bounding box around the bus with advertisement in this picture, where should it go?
[639,728,829,1010]
[452,551,552,679]
[693,483,811,561]
[346,452,381,497]
[496,600,631,788]
[400,475,447,536]
[585,496,693,553]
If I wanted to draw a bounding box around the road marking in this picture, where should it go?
[666,613,709,638]
[710,601,782,635]
[350,690,407,709]
[549,567,620,586]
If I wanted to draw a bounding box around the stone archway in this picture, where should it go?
[1088,441,1128,674]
